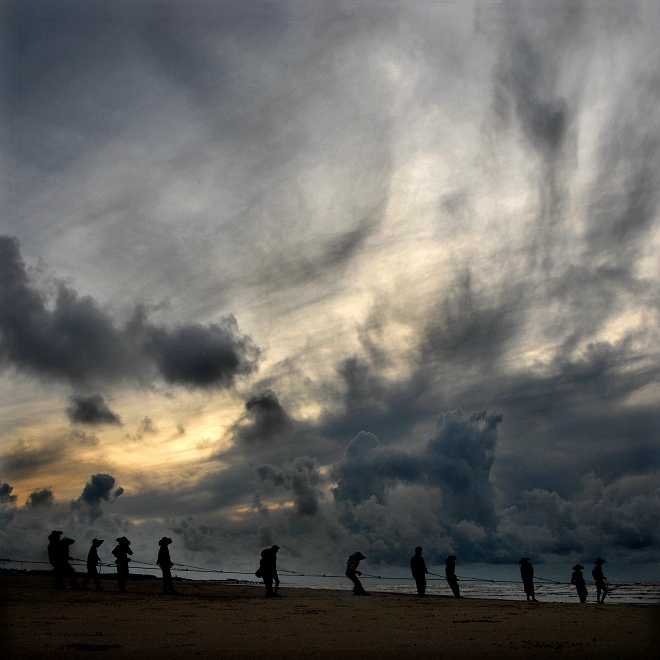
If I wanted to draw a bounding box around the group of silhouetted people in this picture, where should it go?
[408,547,462,598]
[46,531,178,595]
[520,556,608,604]
[46,531,610,603]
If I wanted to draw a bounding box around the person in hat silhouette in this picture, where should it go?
[259,545,281,597]
[445,555,462,598]
[410,547,428,596]
[82,539,104,590]
[112,537,132,592]
[58,537,80,589]
[47,531,65,589]
[346,551,369,595]
[571,564,588,603]
[519,557,537,602]
[592,558,608,603]
[157,537,179,595]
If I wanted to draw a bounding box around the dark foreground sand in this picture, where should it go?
[1,575,658,658]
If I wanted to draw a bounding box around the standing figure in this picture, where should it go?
[112,537,132,592]
[82,539,104,590]
[592,558,608,604]
[346,551,369,595]
[58,537,80,589]
[157,537,179,595]
[445,555,462,598]
[259,545,281,598]
[47,530,65,589]
[571,564,588,603]
[519,557,538,602]
[410,547,428,596]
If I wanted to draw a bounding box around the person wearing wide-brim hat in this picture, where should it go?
[83,539,105,591]
[112,537,133,592]
[592,558,608,603]
[157,537,179,595]
[519,557,538,602]
[47,531,65,589]
[571,564,588,603]
[345,551,369,596]
[57,537,80,590]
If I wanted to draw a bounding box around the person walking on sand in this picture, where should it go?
[112,537,132,592]
[82,539,104,590]
[58,537,80,589]
[410,547,428,596]
[47,530,65,589]
[571,564,588,603]
[519,557,537,602]
[157,537,179,595]
[260,545,281,598]
[592,558,608,603]
[346,551,369,595]
[445,555,462,598]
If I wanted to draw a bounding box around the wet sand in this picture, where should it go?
[1,574,658,658]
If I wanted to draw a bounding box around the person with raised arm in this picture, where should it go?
[82,539,104,590]
[346,551,369,595]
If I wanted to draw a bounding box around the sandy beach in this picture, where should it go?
[1,574,658,659]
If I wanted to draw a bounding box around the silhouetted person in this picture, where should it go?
[157,537,179,595]
[112,537,132,592]
[48,530,65,589]
[346,551,368,595]
[592,558,608,603]
[82,539,104,590]
[410,547,428,596]
[445,555,462,598]
[571,564,588,603]
[260,545,281,597]
[519,557,537,602]
[58,537,80,589]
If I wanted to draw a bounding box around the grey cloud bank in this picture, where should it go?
[0,1,658,574]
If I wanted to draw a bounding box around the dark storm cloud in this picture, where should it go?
[25,487,54,508]
[67,394,122,426]
[230,390,293,444]
[144,318,260,388]
[0,481,17,504]
[72,473,123,522]
[0,236,261,390]
[0,236,133,385]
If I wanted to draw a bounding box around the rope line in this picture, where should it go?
[0,557,613,590]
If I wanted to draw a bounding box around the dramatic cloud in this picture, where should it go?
[67,394,122,426]
[25,487,54,508]
[72,473,123,522]
[0,236,260,391]
[0,482,17,504]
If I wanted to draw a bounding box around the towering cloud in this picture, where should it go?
[72,473,123,522]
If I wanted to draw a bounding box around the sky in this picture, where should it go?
[1,0,659,577]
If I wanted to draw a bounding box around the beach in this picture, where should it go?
[2,574,658,659]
